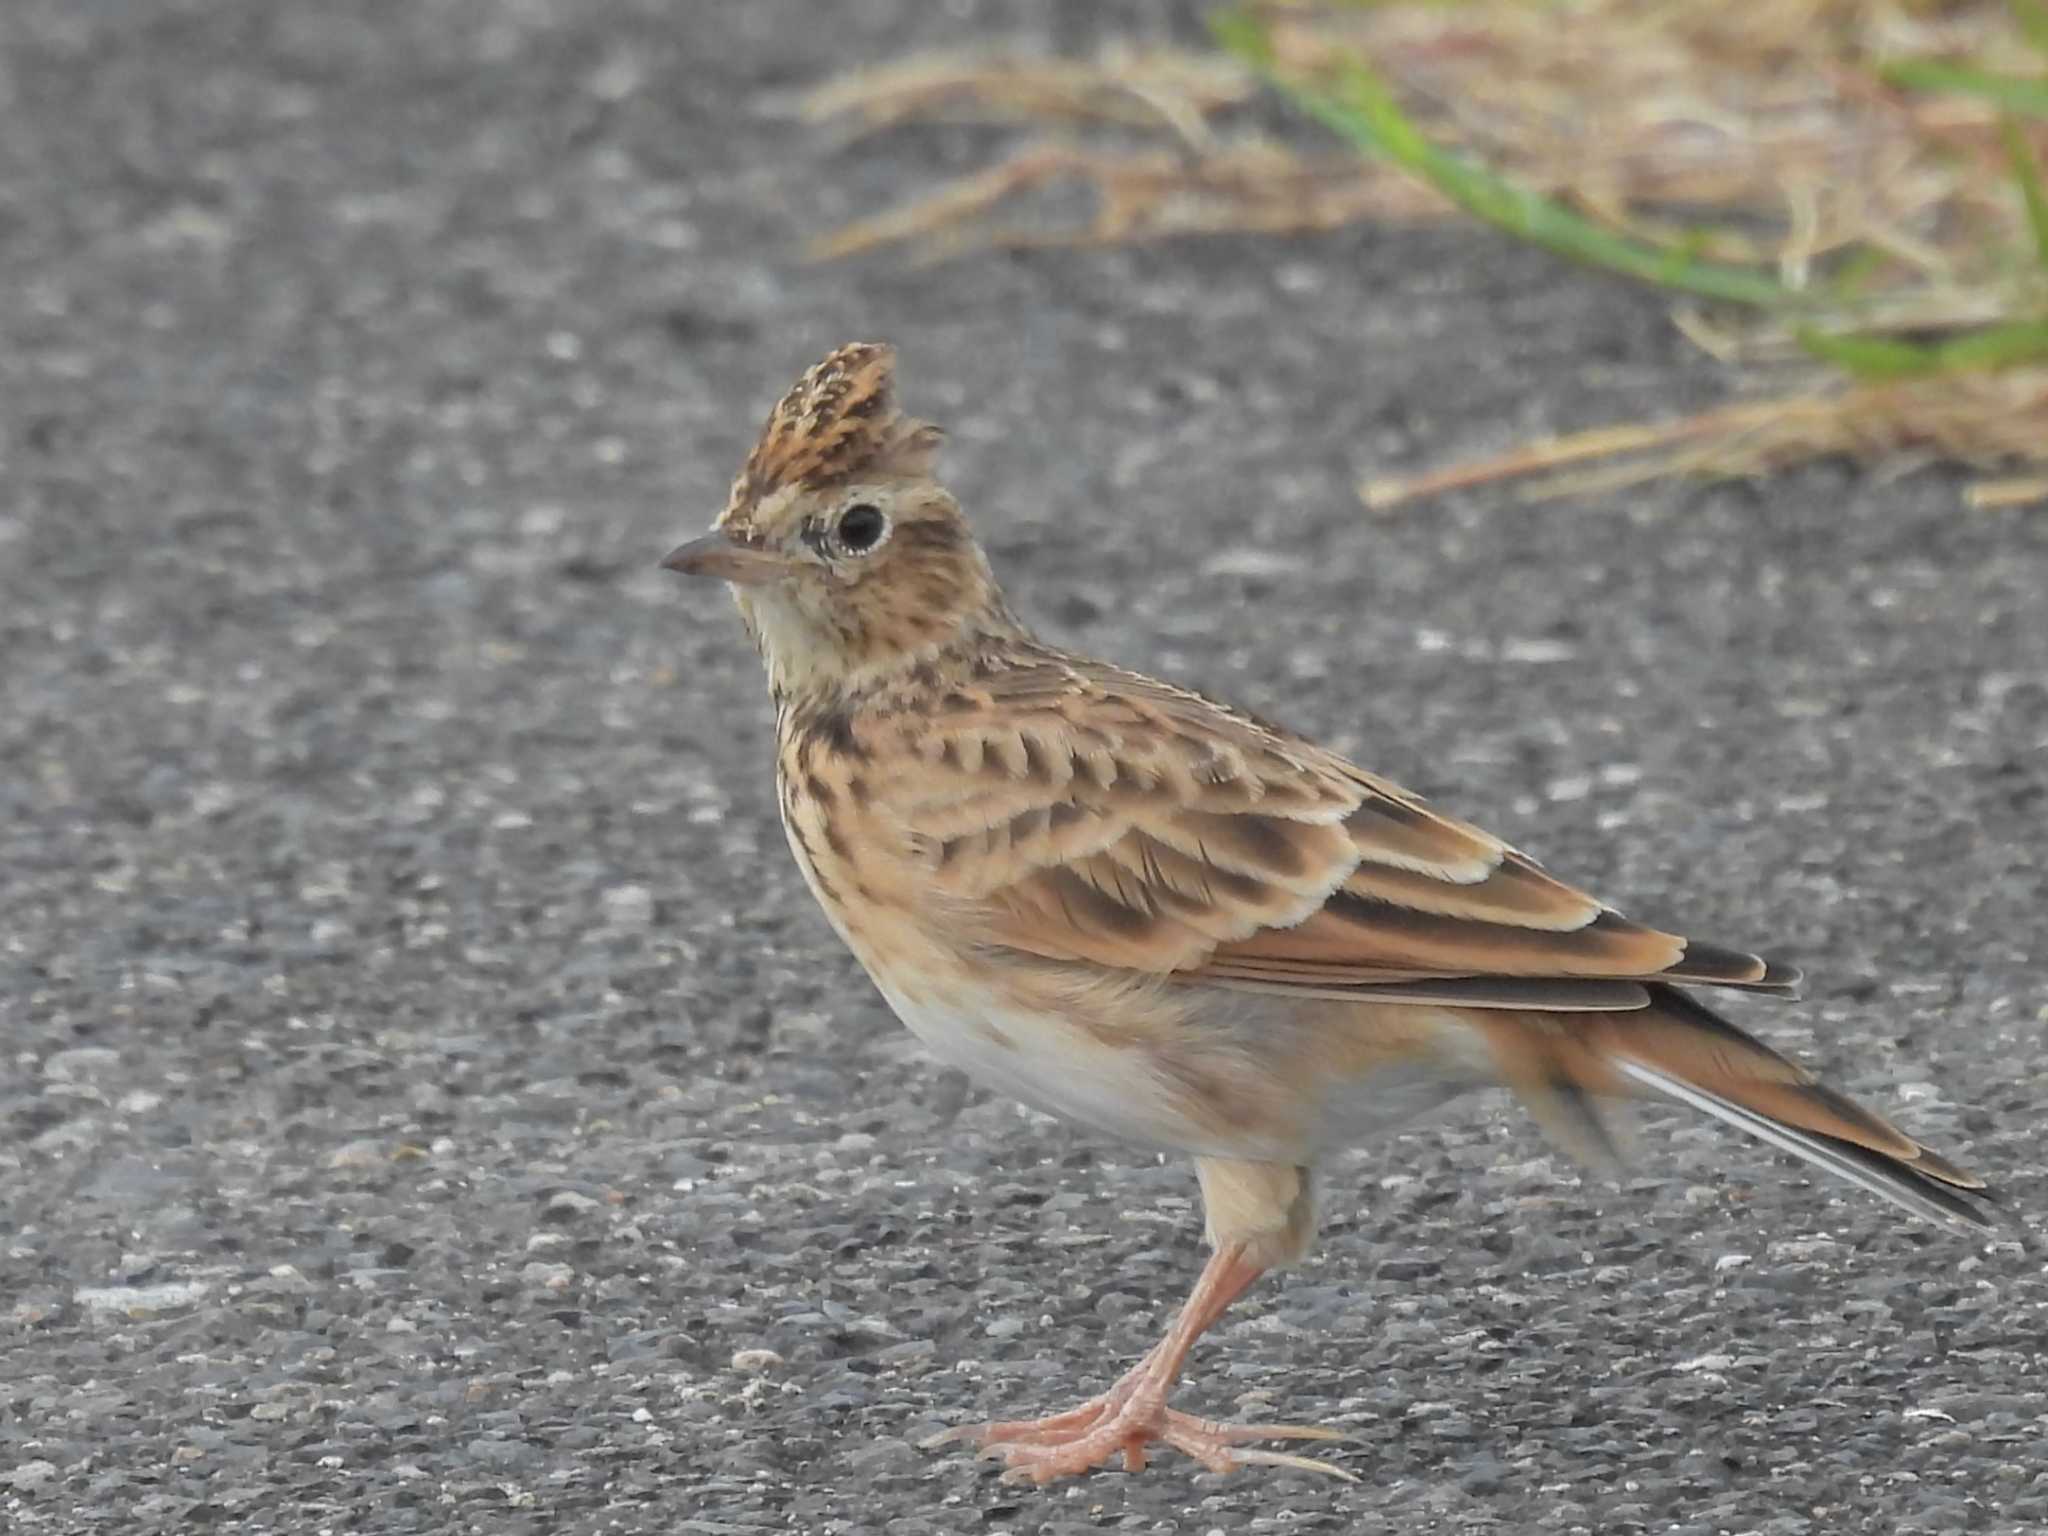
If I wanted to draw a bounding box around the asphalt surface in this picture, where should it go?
[4,2,2045,1533]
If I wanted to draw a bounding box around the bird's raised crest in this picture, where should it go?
[720,342,941,526]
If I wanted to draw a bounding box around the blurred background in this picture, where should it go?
[3,2,2043,1532]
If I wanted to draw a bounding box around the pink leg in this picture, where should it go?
[923,1243,1352,1484]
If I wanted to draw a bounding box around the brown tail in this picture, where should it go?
[1483,985,1993,1229]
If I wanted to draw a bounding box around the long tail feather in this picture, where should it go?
[1474,984,1992,1229]
[1612,1056,1992,1229]
[1603,986,1990,1228]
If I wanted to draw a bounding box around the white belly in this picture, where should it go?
[875,976,1227,1152]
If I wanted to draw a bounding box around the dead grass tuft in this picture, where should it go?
[797,3,2048,505]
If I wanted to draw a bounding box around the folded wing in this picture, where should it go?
[884,651,1797,1010]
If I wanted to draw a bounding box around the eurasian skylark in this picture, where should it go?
[663,342,1991,1484]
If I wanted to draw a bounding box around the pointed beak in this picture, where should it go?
[659,531,795,587]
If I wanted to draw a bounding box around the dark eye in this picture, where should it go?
[836,503,887,554]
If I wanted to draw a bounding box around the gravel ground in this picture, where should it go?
[4,2,2045,1533]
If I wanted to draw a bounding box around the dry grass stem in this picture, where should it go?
[1365,370,2048,507]
[808,141,1447,262]
[1965,475,2048,508]
[798,48,1253,146]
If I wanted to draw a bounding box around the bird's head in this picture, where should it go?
[664,343,1016,701]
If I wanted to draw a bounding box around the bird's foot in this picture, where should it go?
[923,1388,1350,1485]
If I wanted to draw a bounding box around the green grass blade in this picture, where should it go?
[1797,319,2048,377]
[2002,119,2048,266]
[1881,59,2048,119]
[1795,328,1943,378]
[1934,317,2048,369]
[1212,9,1797,309]
[2012,0,2048,59]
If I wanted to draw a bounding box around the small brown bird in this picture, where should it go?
[663,343,1991,1484]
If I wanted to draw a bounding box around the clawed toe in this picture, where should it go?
[1155,1413,1355,1481]
[1217,1445,1359,1482]
[919,1394,1118,1453]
